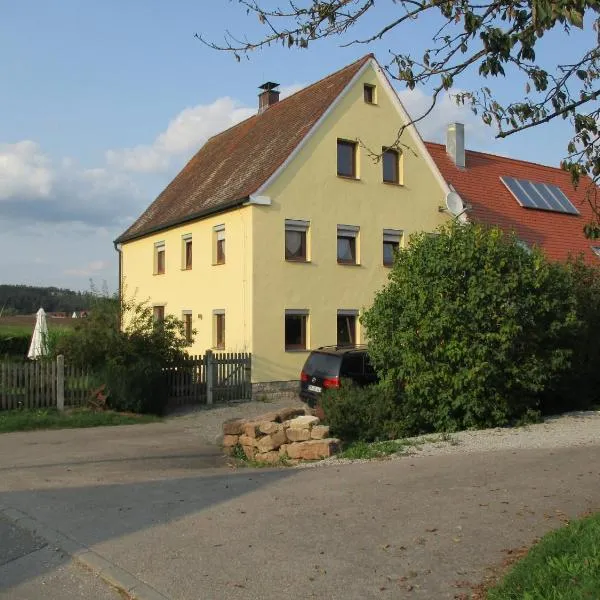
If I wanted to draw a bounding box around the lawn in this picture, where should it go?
[0,408,160,433]
[487,512,600,599]
[0,315,76,336]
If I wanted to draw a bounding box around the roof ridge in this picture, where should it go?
[206,54,373,144]
[424,140,579,177]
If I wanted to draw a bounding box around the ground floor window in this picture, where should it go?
[183,311,192,343]
[153,305,165,322]
[337,310,358,346]
[285,310,308,350]
[213,311,225,349]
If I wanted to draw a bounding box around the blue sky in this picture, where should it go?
[0,1,593,291]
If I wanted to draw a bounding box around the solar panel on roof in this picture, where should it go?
[500,176,579,215]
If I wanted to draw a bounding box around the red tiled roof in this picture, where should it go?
[425,142,600,264]
[116,54,373,244]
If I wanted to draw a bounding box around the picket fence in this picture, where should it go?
[165,350,252,407]
[0,355,94,410]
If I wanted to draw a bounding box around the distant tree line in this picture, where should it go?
[0,285,94,315]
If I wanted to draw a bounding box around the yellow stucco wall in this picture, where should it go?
[120,206,253,355]
[251,62,449,382]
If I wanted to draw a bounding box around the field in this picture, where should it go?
[0,315,77,336]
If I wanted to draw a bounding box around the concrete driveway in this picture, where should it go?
[0,419,599,600]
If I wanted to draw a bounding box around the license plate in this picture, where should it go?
[307,384,322,393]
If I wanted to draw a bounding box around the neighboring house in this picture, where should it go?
[426,128,600,264]
[114,54,454,388]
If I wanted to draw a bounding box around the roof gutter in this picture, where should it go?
[114,196,250,245]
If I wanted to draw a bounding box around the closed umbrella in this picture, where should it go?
[28,308,49,359]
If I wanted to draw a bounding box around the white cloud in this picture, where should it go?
[106,97,256,174]
[0,141,54,200]
[279,83,306,99]
[398,88,496,147]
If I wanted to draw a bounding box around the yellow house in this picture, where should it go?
[115,54,453,395]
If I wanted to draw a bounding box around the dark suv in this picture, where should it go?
[299,345,378,406]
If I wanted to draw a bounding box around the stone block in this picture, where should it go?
[254,451,280,465]
[239,434,258,447]
[242,422,261,438]
[311,425,330,439]
[242,445,257,460]
[286,439,340,460]
[276,407,306,422]
[288,415,320,430]
[279,444,289,457]
[286,428,311,442]
[259,421,281,435]
[256,429,287,453]
[222,434,239,447]
[223,418,246,435]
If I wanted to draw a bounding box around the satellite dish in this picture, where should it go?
[445,191,465,216]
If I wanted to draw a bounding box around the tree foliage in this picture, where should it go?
[55,293,192,414]
[361,222,580,433]
[199,0,600,231]
[0,284,94,316]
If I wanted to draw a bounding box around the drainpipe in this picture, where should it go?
[113,241,122,328]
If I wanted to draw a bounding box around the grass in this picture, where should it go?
[0,408,160,433]
[337,433,457,460]
[487,512,600,600]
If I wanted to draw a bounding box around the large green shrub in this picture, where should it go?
[321,382,405,442]
[54,293,190,414]
[541,258,600,414]
[362,222,580,434]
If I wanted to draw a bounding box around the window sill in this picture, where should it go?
[212,346,225,351]
[337,174,361,182]
[285,348,310,353]
[337,261,361,266]
[383,263,393,268]
[285,258,311,263]
[212,262,226,267]
[181,267,192,271]
[382,181,404,187]
[153,272,166,276]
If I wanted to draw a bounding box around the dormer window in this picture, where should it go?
[363,84,376,104]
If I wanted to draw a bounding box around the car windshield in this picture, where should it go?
[303,353,341,377]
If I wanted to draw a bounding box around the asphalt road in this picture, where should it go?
[0,422,598,599]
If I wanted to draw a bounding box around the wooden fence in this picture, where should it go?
[0,355,95,410]
[165,351,251,407]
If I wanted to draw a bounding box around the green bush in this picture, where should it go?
[54,293,191,415]
[0,333,30,358]
[541,258,600,414]
[361,222,580,435]
[320,382,405,442]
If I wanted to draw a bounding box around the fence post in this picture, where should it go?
[206,350,214,405]
[56,355,65,411]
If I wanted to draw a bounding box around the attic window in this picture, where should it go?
[363,84,376,104]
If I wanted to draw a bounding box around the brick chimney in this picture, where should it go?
[446,122,465,168]
[258,82,280,113]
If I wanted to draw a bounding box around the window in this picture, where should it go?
[154,242,165,275]
[363,84,376,104]
[383,148,401,184]
[592,246,600,258]
[337,140,357,178]
[337,310,358,347]
[213,225,225,265]
[182,235,192,270]
[285,309,308,350]
[213,310,225,349]
[183,311,192,343]
[383,229,403,267]
[153,305,165,322]
[285,219,309,261]
[337,224,359,264]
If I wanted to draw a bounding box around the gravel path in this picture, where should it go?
[302,409,600,468]
[165,397,307,444]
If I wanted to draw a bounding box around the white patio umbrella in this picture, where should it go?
[28,307,49,360]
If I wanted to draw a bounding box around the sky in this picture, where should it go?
[0,1,594,291]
